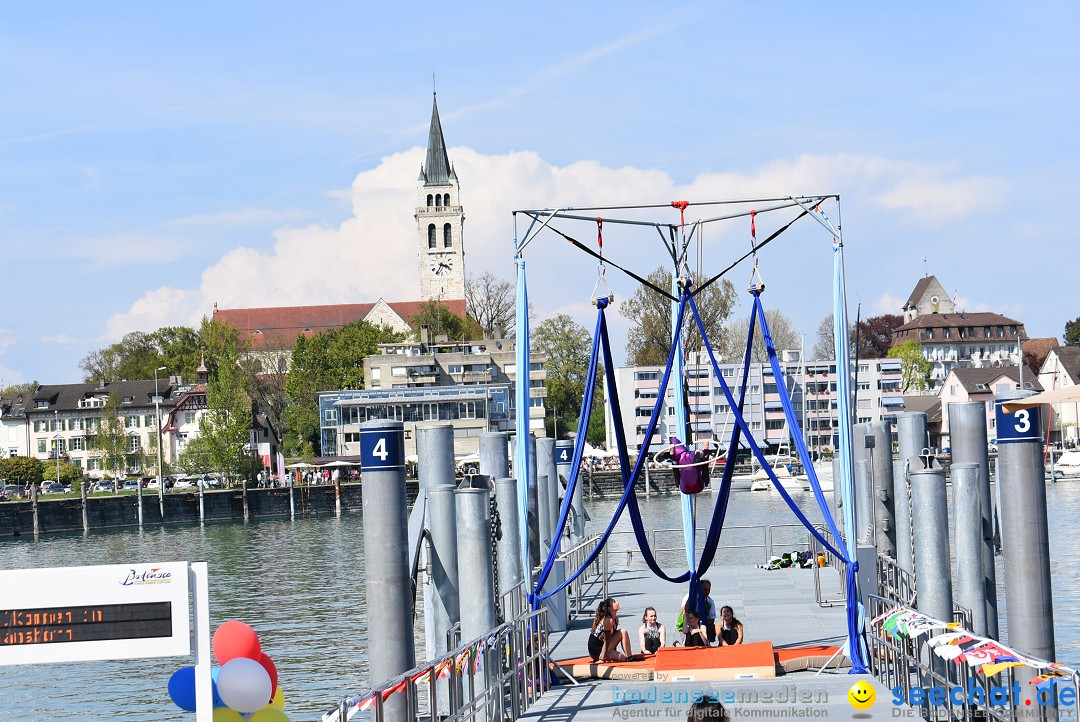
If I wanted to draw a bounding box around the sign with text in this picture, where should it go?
[0,562,190,665]
[359,423,405,471]
[994,400,1043,444]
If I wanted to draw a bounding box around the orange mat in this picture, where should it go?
[654,642,775,681]
[554,644,845,681]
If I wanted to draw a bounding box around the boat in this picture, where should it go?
[1050,451,1080,481]
[749,457,811,492]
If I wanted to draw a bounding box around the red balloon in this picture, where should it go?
[213,620,262,665]
[259,652,279,696]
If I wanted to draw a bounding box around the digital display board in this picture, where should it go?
[0,562,190,665]
[0,602,172,646]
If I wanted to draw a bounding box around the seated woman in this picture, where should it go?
[717,605,744,646]
[638,607,666,654]
[588,597,632,662]
[681,609,709,647]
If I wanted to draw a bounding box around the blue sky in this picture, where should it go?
[2,2,1077,385]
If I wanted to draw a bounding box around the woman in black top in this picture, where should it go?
[682,610,709,647]
[638,606,666,654]
[588,598,631,662]
[717,605,744,646]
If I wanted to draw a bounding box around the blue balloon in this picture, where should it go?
[169,666,223,711]
[168,667,196,711]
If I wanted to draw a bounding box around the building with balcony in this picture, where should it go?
[23,380,179,475]
[892,312,1027,391]
[318,338,545,458]
[605,353,907,456]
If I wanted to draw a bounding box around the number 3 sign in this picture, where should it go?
[994,400,1042,444]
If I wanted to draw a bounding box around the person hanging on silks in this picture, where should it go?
[655,438,721,495]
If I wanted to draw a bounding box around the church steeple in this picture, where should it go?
[421,93,453,186]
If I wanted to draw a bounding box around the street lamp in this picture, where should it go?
[154,366,167,518]
[54,410,61,490]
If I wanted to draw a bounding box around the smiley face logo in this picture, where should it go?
[847,680,876,710]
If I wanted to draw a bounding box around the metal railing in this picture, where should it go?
[867,595,1073,722]
[556,533,604,617]
[324,606,549,722]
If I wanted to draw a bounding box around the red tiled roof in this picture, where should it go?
[213,299,467,350]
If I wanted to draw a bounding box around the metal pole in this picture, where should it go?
[869,421,896,557]
[479,432,510,480]
[854,459,873,545]
[360,420,414,721]
[951,462,987,636]
[947,401,998,639]
[418,425,456,491]
[537,437,558,559]
[892,458,913,574]
[198,474,205,523]
[896,412,929,468]
[155,366,166,521]
[555,440,582,544]
[995,396,1055,660]
[427,486,460,716]
[288,469,295,519]
[457,486,496,719]
[81,477,89,533]
[909,467,953,622]
[495,477,523,607]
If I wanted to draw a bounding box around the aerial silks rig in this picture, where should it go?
[512,196,868,673]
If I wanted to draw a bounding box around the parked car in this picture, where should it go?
[200,475,223,489]
[121,480,140,491]
[94,481,117,493]
[41,482,65,495]
[173,477,197,489]
[1,484,22,501]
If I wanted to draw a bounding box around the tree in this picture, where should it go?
[409,300,482,342]
[887,340,932,392]
[79,325,209,384]
[282,320,404,456]
[95,392,130,479]
[532,314,605,445]
[0,456,44,486]
[200,347,252,483]
[622,266,738,366]
[856,314,903,359]
[1,381,38,394]
[1065,317,1080,346]
[175,436,214,476]
[466,271,516,339]
[719,309,801,363]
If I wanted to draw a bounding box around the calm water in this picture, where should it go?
[1,484,1078,721]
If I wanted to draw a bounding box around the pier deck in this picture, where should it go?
[525,563,905,720]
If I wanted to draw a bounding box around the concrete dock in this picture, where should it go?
[523,561,909,720]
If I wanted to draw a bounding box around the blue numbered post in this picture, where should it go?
[994,401,1042,445]
[360,421,405,471]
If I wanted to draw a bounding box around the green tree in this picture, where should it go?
[1065,317,1080,346]
[887,340,933,392]
[201,347,252,483]
[533,314,605,445]
[96,392,131,479]
[409,300,483,342]
[283,320,403,456]
[1,381,38,394]
[622,266,738,365]
[175,436,214,476]
[0,456,44,486]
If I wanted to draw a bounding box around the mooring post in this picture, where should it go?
[948,400,999,639]
[854,459,873,545]
[951,463,987,635]
[995,394,1055,704]
[360,420,415,720]
[536,440,554,561]
[288,470,295,520]
[909,467,953,621]
[457,485,496,718]
[416,423,458,716]
[81,479,89,533]
[480,431,510,482]
[894,412,928,575]
[556,440,583,544]
[495,477,523,618]
[869,421,896,557]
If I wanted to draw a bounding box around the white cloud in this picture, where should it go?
[69,232,186,269]
[103,149,1007,342]
[42,333,76,345]
[874,293,905,316]
[874,175,1007,226]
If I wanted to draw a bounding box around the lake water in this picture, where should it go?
[0,483,1077,721]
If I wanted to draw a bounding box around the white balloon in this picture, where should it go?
[217,657,272,714]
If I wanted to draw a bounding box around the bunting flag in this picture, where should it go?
[905,617,951,638]
[981,660,1026,678]
[955,641,1014,669]
[927,632,969,647]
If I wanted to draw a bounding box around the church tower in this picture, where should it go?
[416,93,466,301]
